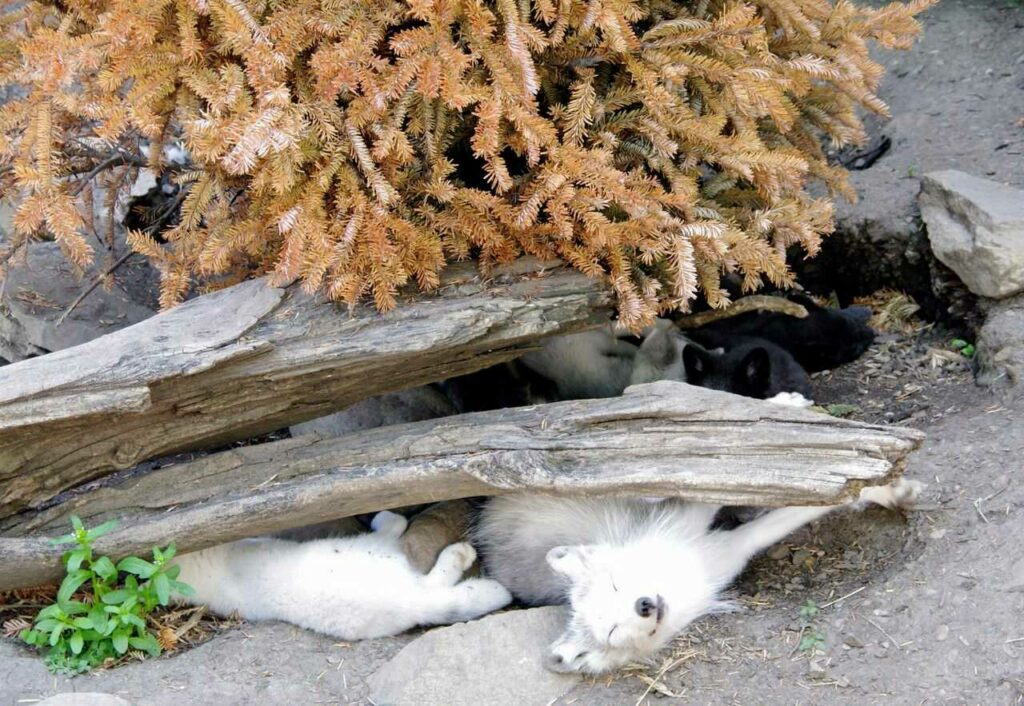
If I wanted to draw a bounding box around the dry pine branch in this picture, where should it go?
[0,0,935,327]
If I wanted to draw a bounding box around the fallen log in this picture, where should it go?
[0,259,611,517]
[0,382,924,591]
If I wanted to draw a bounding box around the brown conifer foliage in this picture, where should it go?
[0,0,934,326]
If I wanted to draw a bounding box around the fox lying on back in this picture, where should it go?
[475,481,920,674]
[172,511,511,640]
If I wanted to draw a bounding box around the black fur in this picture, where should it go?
[122,172,182,240]
[689,293,875,373]
[682,335,811,399]
[440,361,561,413]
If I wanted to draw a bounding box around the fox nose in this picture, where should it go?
[635,596,656,618]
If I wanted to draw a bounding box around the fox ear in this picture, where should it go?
[682,344,710,380]
[740,348,771,394]
[546,545,593,580]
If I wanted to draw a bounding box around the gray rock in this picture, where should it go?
[37,694,132,706]
[290,385,455,438]
[0,242,157,362]
[368,607,578,706]
[977,294,1024,386]
[920,171,1024,299]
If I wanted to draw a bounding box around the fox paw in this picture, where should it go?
[767,392,814,408]
[859,478,924,510]
[371,510,408,537]
[438,542,477,572]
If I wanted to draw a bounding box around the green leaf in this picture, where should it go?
[65,550,87,572]
[68,631,84,655]
[35,615,59,630]
[153,573,171,606]
[72,617,94,630]
[170,579,195,597]
[161,543,177,561]
[50,532,77,546]
[126,614,147,630]
[48,625,64,646]
[112,631,129,655]
[117,557,156,578]
[38,606,64,622]
[825,403,860,418]
[152,546,165,563]
[129,632,161,657]
[100,589,130,605]
[63,600,89,615]
[91,555,118,582]
[71,516,84,533]
[88,606,110,634]
[85,519,119,541]
[57,569,92,604]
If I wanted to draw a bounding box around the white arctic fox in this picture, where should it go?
[172,511,512,640]
[475,481,920,674]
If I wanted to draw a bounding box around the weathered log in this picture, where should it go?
[0,259,612,517]
[0,382,924,591]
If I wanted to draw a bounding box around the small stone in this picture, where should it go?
[936,624,950,641]
[768,545,790,561]
[37,695,132,706]
[843,635,865,649]
[920,170,1024,299]
[929,528,947,540]
[368,607,578,706]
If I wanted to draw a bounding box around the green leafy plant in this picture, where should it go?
[19,516,194,675]
[797,599,826,653]
[826,403,861,418]
[950,338,975,358]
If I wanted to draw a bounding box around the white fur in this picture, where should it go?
[476,480,921,674]
[520,325,638,399]
[173,511,512,641]
[767,391,814,408]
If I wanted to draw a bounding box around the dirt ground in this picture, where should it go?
[4,0,1024,703]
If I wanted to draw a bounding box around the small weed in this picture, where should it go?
[19,516,193,675]
[797,599,826,654]
[798,627,827,653]
[799,599,820,621]
[950,338,975,358]
[825,403,860,418]
[906,165,918,178]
